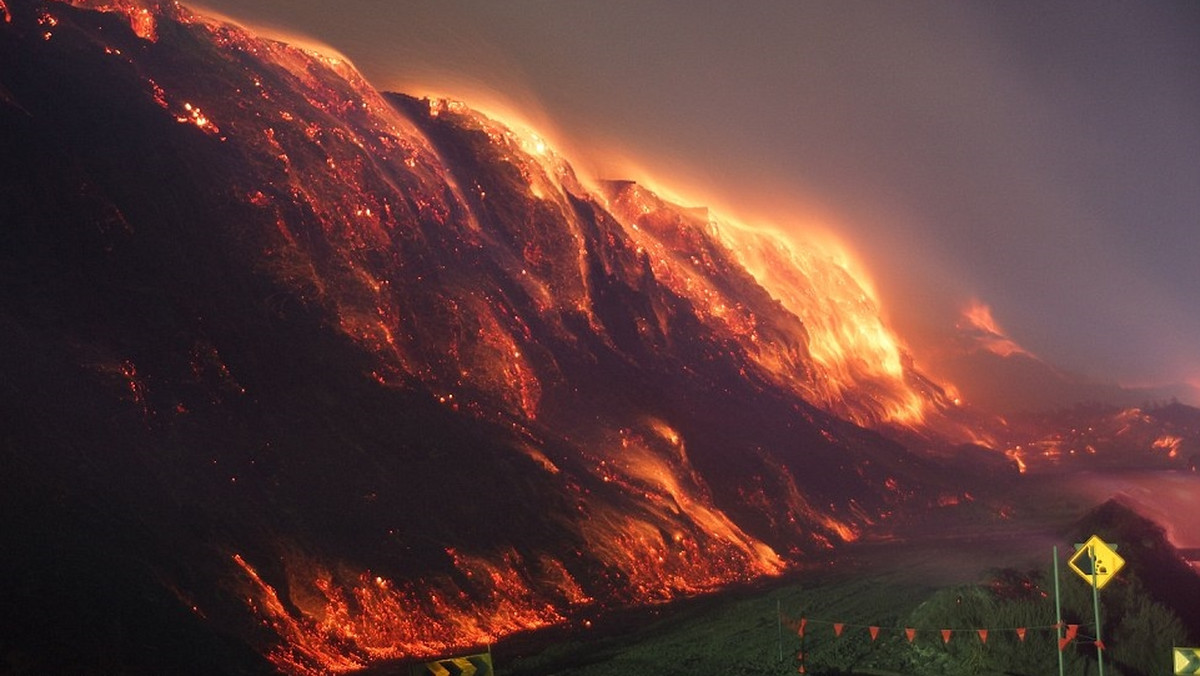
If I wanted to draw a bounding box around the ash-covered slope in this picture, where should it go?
[1,1,969,672]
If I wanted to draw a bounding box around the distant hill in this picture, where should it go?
[1068,498,1200,641]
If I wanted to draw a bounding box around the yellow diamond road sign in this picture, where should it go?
[1176,646,1200,674]
[1067,534,1125,589]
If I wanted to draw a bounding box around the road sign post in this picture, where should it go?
[1090,546,1106,676]
[1053,546,1065,676]
[1067,535,1125,676]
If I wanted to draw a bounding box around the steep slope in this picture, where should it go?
[2,0,967,672]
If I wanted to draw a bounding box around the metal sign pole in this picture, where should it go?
[1053,546,1064,676]
[777,600,783,663]
[1090,545,1105,676]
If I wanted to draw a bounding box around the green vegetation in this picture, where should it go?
[496,563,1190,675]
[496,499,1199,676]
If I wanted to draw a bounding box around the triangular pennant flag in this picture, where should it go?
[941,629,952,644]
[1094,640,1105,651]
[798,667,806,674]
[798,617,806,638]
[1059,623,1078,651]
[905,627,916,643]
[977,628,988,644]
[869,626,880,641]
[833,622,845,637]
[1016,627,1027,642]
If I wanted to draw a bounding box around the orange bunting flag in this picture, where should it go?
[798,617,806,638]
[833,623,845,637]
[1059,623,1079,652]
[941,629,952,644]
[1094,640,1105,651]
[1016,627,1027,641]
[977,629,988,644]
[797,666,806,674]
[905,627,916,643]
[869,626,880,641]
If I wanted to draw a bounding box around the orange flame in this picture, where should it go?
[1004,446,1028,474]
[64,0,159,40]
[715,219,927,424]
[959,299,1034,359]
[233,549,575,674]
[593,421,786,578]
[602,181,929,427]
[1153,434,1182,458]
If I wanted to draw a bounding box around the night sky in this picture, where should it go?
[196,0,1200,405]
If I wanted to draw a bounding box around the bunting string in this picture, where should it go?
[782,612,1106,674]
[782,614,1098,649]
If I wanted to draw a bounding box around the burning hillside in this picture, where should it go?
[9,1,1190,674]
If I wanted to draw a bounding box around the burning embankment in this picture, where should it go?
[0,0,1014,673]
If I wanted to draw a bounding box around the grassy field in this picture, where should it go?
[496,569,940,676]
[495,503,1061,675]
[491,475,1197,676]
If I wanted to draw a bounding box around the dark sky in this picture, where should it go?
[197,0,1200,402]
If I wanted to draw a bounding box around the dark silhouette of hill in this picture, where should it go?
[0,0,955,671]
[2,1,1197,673]
[1068,499,1200,640]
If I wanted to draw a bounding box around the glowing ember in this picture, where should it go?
[234,549,576,674]
[110,358,152,418]
[999,405,1197,472]
[128,5,155,40]
[36,9,55,38]
[176,101,220,135]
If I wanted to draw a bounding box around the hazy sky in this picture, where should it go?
[197,0,1200,400]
